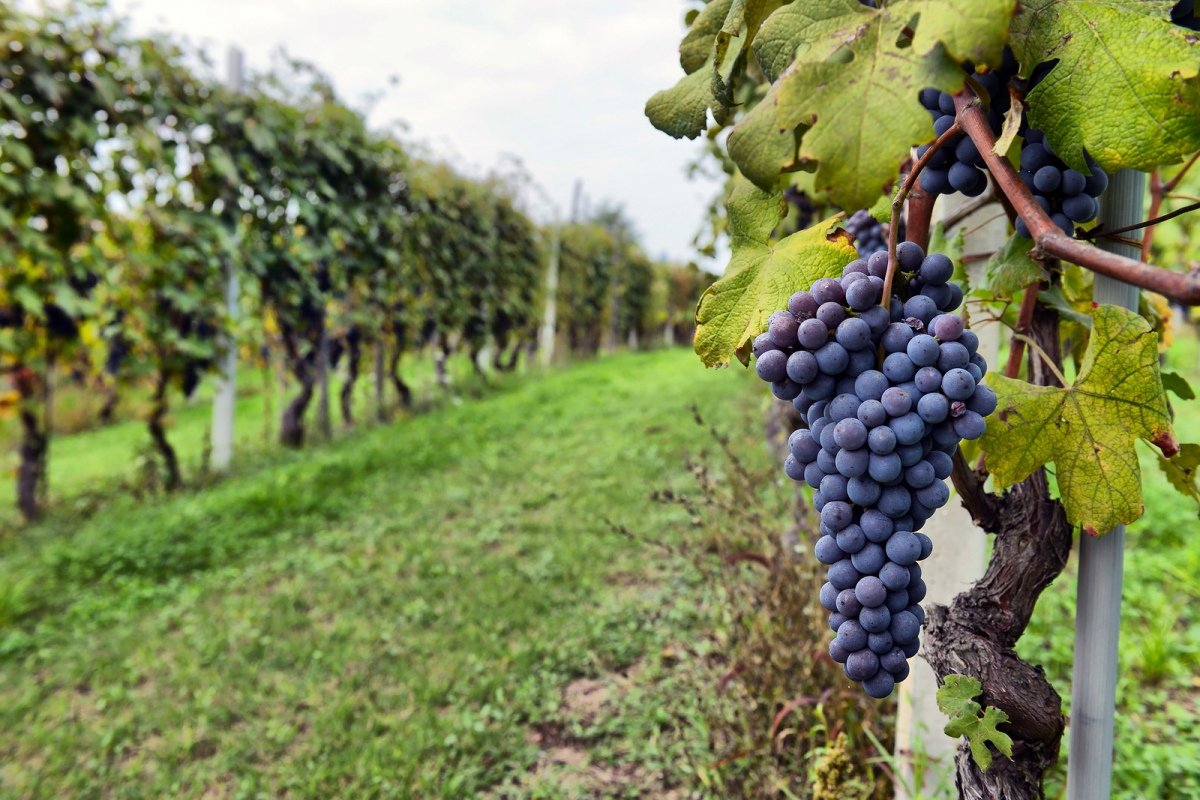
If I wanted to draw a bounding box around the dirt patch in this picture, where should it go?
[562,678,609,725]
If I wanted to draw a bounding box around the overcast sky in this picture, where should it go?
[111,0,724,266]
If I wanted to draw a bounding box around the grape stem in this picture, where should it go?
[883,119,964,304]
[1078,200,1200,240]
[1011,333,1069,387]
[952,91,1200,305]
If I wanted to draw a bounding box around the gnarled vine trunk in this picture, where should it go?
[279,324,316,448]
[147,370,181,491]
[504,339,522,371]
[388,330,412,410]
[340,331,360,427]
[14,366,46,522]
[374,338,387,421]
[925,296,1071,798]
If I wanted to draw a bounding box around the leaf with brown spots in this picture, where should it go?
[981,305,1176,535]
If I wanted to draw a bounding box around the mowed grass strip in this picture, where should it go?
[0,349,753,799]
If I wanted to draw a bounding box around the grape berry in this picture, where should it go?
[752,245,993,698]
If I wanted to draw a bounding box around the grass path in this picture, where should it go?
[0,349,754,798]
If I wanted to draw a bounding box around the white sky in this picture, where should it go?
[111,0,724,267]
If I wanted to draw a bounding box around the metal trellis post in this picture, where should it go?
[211,45,243,471]
[1066,167,1144,800]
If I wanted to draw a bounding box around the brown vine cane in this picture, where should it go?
[883,119,963,303]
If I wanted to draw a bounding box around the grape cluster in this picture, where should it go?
[751,244,996,698]
[845,208,904,258]
[1015,127,1108,238]
[915,58,1019,198]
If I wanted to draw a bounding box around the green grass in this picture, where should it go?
[3,332,1200,798]
[0,348,757,798]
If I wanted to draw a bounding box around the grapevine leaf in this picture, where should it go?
[646,0,736,140]
[712,0,785,110]
[727,81,810,190]
[1162,370,1196,400]
[981,305,1178,535]
[984,234,1049,298]
[682,0,735,74]
[1039,286,1095,329]
[937,675,1014,772]
[868,193,893,225]
[768,1,964,210]
[906,0,1021,69]
[694,177,855,367]
[645,63,717,140]
[1158,443,1200,515]
[1009,0,1200,174]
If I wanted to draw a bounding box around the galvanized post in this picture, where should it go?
[1066,168,1143,800]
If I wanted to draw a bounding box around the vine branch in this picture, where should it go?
[952,91,1200,305]
[1003,281,1041,381]
[884,119,963,302]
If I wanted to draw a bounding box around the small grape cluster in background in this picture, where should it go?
[1015,126,1109,238]
[751,244,995,698]
[915,56,1019,199]
[845,208,905,258]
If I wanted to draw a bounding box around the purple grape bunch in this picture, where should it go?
[844,208,906,258]
[751,244,997,698]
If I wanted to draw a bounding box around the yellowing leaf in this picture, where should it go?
[937,675,1014,772]
[1009,0,1200,173]
[727,80,809,190]
[694,177,855,367]
[769,1,964,210]
[982,305,1177,535]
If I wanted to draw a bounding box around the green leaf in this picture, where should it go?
[1038,286,1095,329]
[727,81,809,190]
[694,177,855,367]
[767,1,964,210]
[1158,442,1200,515]
[647,0,773,140]
[868,193,893,225]
[906,0,1020,69]
[984,234,1049,298]
[1162,370,1196,401]
[1009,0,1200,174]
[937,675,1014,772]
[712,0,784,110]
[981,304,1177,535]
